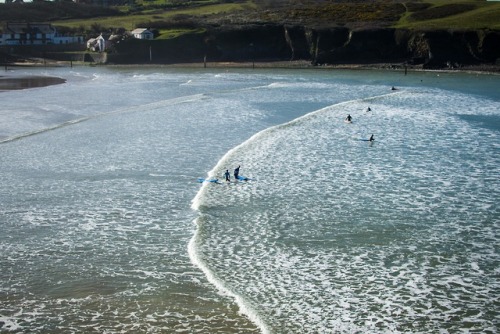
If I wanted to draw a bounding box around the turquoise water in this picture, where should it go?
[0,67,499,333]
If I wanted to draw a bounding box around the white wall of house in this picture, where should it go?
[131,29,153,40]
[1,23,83,46]
[97,37,105,51]
[53,36,84,44]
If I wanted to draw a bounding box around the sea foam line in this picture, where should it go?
[187,217,270,334]
[0,117,91,144]
[191,88,405,209]
[189,144,270,332]
[0,93,206,145]
[188,90,404,333]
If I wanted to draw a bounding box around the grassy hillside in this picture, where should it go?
[395,0,500,30]
[1,0,499,40]
[53,1,255,32]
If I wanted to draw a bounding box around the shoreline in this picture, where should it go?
[105,60,500,76]
[183,60,500,75]
[92,59,500,73]
[1,60,498,90]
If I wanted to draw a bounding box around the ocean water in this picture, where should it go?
[0,66,498,333]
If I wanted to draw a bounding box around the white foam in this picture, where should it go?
[187,217,270,334]
[192,84,500,332]
[2,68,498,333]
[0,316,21,332]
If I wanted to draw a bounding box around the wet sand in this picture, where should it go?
[0,76,66,91]
[118,60,500,75]
[0,61,496,93]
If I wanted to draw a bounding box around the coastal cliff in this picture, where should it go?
[2,26,499,71]
[108,26,500,70]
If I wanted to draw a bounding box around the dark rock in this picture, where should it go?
[2,25,499,71]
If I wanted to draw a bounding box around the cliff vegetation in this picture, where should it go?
[1,0,500,70]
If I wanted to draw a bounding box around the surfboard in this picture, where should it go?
[236,175,252,181]
[197,178,220,183]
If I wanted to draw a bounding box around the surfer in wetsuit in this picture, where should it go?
[369,134,375,142]
[224,169,230,182]
[346,114,352,122]
[366,107,371,112]
[234,165,240,180]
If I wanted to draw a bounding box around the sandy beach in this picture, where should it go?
[1,60,497,92]
[0,75,66,91]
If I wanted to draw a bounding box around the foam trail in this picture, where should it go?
[0,117,90,144]
[190,157,270,333]
[189,91,402,333]
[188,217,270,334]
[0,93,206,145]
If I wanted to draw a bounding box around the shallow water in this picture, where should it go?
[1,66,499,333]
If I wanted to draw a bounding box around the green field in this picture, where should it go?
[1,0,499,40]
[51,1,254,35]
[395,0,500,30]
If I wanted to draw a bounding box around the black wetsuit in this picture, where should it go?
[234,166,240,179]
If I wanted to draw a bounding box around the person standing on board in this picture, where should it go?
[369,134,375,142]
[224,169,230,182]
[234,165,240,180]
[346,114,352,122]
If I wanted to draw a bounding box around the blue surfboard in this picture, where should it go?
[236,175,253,181]
[198,178,220,183]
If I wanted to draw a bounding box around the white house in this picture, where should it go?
[131,28,154,40]
[1,22,56,45]
[0,22,83,46]
[86,38,97,50]
[87,33,123,52]
[87,33,111,52]
[95,34,107,52]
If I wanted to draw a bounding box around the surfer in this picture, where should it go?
[224,169,230,182]
[369,134,375,142]
[345,114,352,122]
[366,107,371,112]
[234,165,240,179]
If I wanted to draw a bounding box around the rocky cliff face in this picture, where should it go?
[110,25,500,69]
